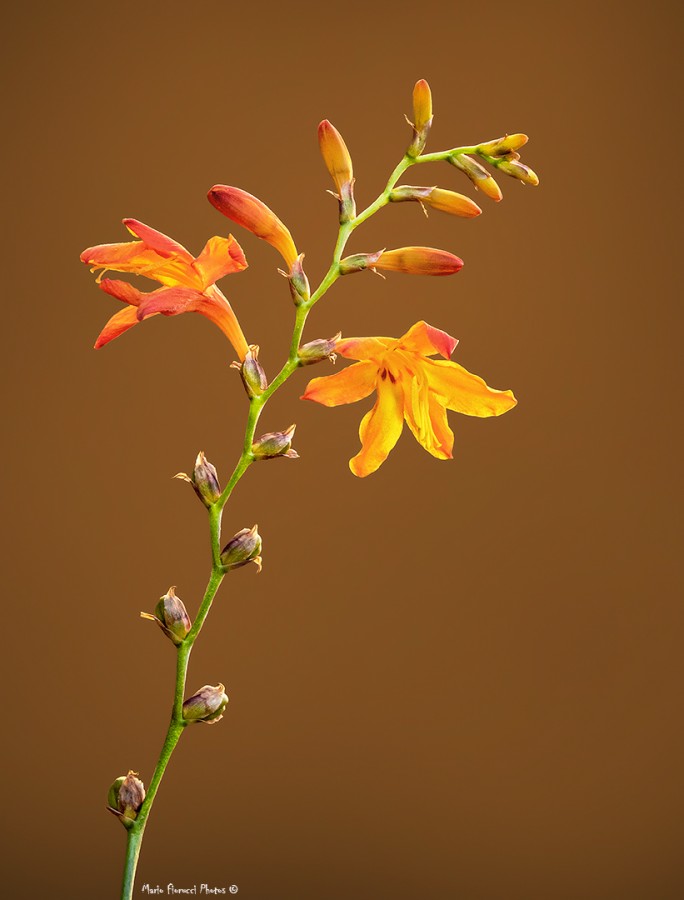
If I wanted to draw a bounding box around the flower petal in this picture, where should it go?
[350,378,404,477]
[335,336,394,361]
[301,361,377,407]
[99,278,143,306]
[403,375,454,459]
[193,235,248,287]
[136,286,205,320]
[123,218,193,261]
[424,359,517,416]
[94,305,141,349]
[399,321,458,359]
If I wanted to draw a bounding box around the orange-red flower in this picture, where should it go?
[80,219,249,357]
[302,321,516,477]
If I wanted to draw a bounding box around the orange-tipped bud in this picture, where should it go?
[208,186,299,269]
[389,185,481,218]
[448,155,503,202]
[477,134,529,157]
[407,79,433,157]
[318,120,355,222]
[494,158,540,186]
[375,247,464,276]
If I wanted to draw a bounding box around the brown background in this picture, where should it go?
[2,1,682,898]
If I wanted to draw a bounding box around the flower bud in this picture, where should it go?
[493,157,539,186]
[297,333,341,366]
[232,344,267,398]
[407,78,433,158]
[287,253,310,305]
[374,247,464,276]
[220,524,262,572]
[107,771,145,827]
[318,120,356,222]
[183,683,229,724]
[252,424,298,460]
[477,133,529,157]
[448,154,503,202]
[174,451,221,507]
[141,586,192,645]
[208,186,299,268]
[338,251,383,275]
[389,185,482,218]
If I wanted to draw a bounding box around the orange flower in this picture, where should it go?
[207,186,299,270]
[302,321,516,477]
[81,219,249,357]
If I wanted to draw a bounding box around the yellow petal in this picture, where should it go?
[193,235,248,287]
[301,361,377,407]
[424,359,517,416]
[403,373,454,459]
[335,336,394,361]
[350,378,404,477]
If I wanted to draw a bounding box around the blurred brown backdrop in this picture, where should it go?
[2,1,682,898]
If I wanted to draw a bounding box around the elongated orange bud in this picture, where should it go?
[389,185,481,218]
[208,186,299,269]
[448,155,503,202]
[494,158,540,186]
[375,247,464,276]
[408,79,433,157]
[478,133,529,157]
[318,120,355,221]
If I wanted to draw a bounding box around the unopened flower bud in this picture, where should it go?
[220,524,262,573]
[477,133,529,157]
[448,154,503,202]
[232,344,267,398]
[286,253,310,305]
[318,120,356,222]
[407,79,433,158]
[297,333,341,366]
[338,251,383,275]
[174,451,221,507]
[374,247,464,276]
[183,683,229,724]
[107,771,145,827]
[252,424,298,460]
[141,586,192,645]
[493,157,539,186]
[207,185,298,269]
[389,185,482,218]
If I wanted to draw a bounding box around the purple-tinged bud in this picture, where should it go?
[231,344,267,398]
[183,683,229,724]
[285,253,310,305]
[297,333,341,367]
[448,154,503,202]
[220,525,262,573]
[107,771,145,828]
[174,451,221,507]
[339,251,383,275]
[140,586,192,646]
[252,424,298,460]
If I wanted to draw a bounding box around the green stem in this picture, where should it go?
[118,144,431,899]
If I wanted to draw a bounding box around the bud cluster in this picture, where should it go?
[475,133,539,186]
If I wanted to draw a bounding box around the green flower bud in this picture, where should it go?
[297,333,340,367]
[183,683,229,724]
[174,451,221,507]
[220,525,262,573]
[232,345,267,398]
[141,586,192,645]
[252,424,298,460]
[107,771,145,828]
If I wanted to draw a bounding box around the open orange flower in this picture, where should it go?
[81,219,250,357]
[302,321,517,477]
